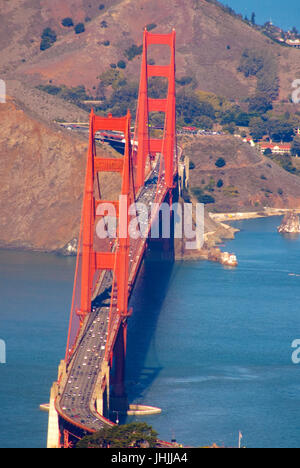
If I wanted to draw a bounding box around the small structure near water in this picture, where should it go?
[278,212,300,234]
[220,251,238,267]
[208,247,238,267]
[60,238,78,256]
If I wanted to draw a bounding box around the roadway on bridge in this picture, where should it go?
[56,161,167,435]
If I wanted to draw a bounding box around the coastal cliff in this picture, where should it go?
[278,212,300,234]
[175,206,239,265]
[0,98,120,252]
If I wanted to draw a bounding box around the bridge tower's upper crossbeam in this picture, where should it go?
[136,30,176,190]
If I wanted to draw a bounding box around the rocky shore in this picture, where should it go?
[278,212,300,234]
[175,208,239,266]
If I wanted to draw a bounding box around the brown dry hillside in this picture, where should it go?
[1,0,299,102]
[0,98,120,251]
[184,135,300,212]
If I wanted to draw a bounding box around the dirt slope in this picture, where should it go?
[184,135,300,212]
[1,0,299,101]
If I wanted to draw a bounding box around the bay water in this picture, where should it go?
[0,216,300,448]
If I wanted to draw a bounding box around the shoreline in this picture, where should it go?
[175,208,297,265]
[209,208,300,223]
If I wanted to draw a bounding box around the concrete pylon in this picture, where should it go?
[47,382,60,449]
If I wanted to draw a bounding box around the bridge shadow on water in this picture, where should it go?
[125,239,174,407]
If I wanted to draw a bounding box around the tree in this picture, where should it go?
[62,17,74,27]
[223,123,236,135]
[251,12,256,25]
[176,90,215,127]
[249,117,267,141]
[291,136,300,156]
[125,44,143,61]
[117,60,127,69]
[108,82,139,117]
[267,120,294,142]
[235,112,251,127]
[248,93,273,114]
[146,23,157,31]
[40,28,57,51]
[77,423,158,448]
[75,23,85,34]
[238,49,264,77]
[215,158,226,168]
[264,148,273,156]
[238,48,279,101]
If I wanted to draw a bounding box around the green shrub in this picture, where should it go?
[217,179,224,188]
[238,48,279,102]
[40,28,57,51]
[199,194,215,204]
[292,136,300,157]
[117,60,126,69]
[62,18,74,27]
[146,23,157,31]
[176,76,193,86]
[77,422,158,449]
[215,157,226,168]
[191,188,215,204]
[223,185,239,197]
[125,44,143,61]
[37,84,61,95]
[75,23,85,34]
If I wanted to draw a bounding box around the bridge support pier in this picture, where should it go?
[47,382,60,449]
[94,361,110,419]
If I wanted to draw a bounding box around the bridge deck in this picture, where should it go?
[56,162,169,435]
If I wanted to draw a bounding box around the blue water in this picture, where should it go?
[0,251,75,448]
[0,217,300,447]
[219,0,300,30]
[126,217,300,448]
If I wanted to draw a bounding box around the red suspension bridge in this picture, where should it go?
[47,29,180,449]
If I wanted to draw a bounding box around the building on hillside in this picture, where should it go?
[242,137,255,147]
[285,39,300,48]
[259,142,292,155]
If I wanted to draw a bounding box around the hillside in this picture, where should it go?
[1,0,300,252]
[0,98,120,251]
[1,0,299,105]
[183,135,300,212]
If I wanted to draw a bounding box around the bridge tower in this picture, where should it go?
[65,111,134,413]
[135,29,176,190]
[78,110,132,324]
